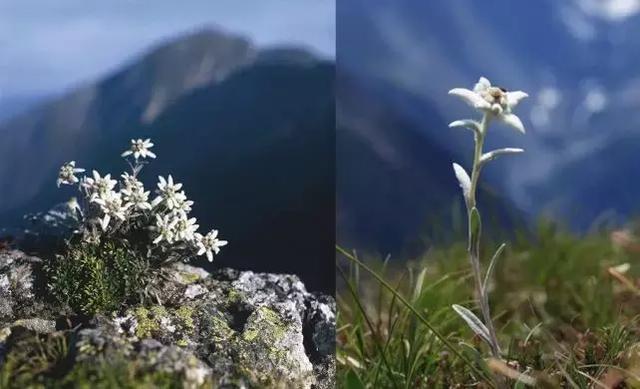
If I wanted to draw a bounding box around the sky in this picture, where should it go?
[0,0,335,97]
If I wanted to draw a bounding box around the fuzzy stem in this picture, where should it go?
[467,113,501,359]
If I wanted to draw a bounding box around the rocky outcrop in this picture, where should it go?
[0,250,335,388]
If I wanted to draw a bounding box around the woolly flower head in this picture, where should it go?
[152,175,187,210]
[153,213,178,244]
[92,191,131,230]
[122,138,156,160]
[83,170,117,200]
[121,184,152,211]
[173,211,199,242]
[448,77,528,133]
[195,230,228,262]
[57,161,85,187]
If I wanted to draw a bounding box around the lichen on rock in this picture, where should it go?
[0,249,336,388]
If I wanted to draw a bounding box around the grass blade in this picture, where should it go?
[337,245,496,387]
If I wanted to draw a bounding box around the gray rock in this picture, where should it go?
[0,250,336,388]
[0,250,41,323]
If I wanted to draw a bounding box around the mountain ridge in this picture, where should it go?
[0,28,335,293]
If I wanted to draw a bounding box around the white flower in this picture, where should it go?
[173,198,194,214]
[449,77,528,133]
[152,175,187,210]
[121,138,156,159]
[153,214,178,244]
[121,185,152,211]
[195,229,228,262]
[173,212,199,242]
[92,191,130,230]
[57,161,85,187]
[120,172,143,190]
[83,170,117,200]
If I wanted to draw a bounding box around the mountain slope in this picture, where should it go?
[338,73,524,257]
[337,0,640,252]
[0,30,335,293]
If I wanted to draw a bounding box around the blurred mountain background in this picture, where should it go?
[0,2,335,294]
[337,0,640,257]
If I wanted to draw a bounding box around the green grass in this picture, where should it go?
[337,221,640,388]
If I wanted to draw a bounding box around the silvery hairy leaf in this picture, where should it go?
[452,163,471,202]
[448,119,481,134]
[452,304,492,346]
[479,148,524,166]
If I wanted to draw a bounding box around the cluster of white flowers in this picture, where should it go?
[56,138,227,263]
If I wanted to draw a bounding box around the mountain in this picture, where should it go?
[337,72,524,257]
[0,94,48,123]
[0,29,335,294]
[337,0,640,254]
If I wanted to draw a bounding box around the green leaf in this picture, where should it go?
[483,243,506,292]
[344,369,366,389]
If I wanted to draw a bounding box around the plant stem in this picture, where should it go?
[468,113,501,359]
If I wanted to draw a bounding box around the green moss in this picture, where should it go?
[179,271,201,285]
[237,307,295,382]
[176,338,189,347]
[226,289,243,304]
[175,305,195,332]
[242,307,287,343]
[133,306,171,339]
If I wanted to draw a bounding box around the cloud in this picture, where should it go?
[0,0,335,96]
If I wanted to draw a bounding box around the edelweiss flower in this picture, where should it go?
[121,138,156,159]
[195,230,228,262]
[120,172,143,190]
[153,214,178,244]
[121,185,152,211]
[449,77,528,133]
[92,192,130,230]
[57,161,85,187]
[83,170,117,200]
[173,198,194,214]
[152,175,187,210]
[173,212,199,242]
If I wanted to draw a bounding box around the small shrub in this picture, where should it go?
[48,138,228,314]
[46,240,151,314]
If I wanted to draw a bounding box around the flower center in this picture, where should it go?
[482,87,506,104]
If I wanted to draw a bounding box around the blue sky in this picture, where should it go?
[0,0,335,97]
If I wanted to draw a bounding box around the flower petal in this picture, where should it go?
[506,91,528,109]
[499,113,526,134]
[448,88,491,110]
[473,77,491,92]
